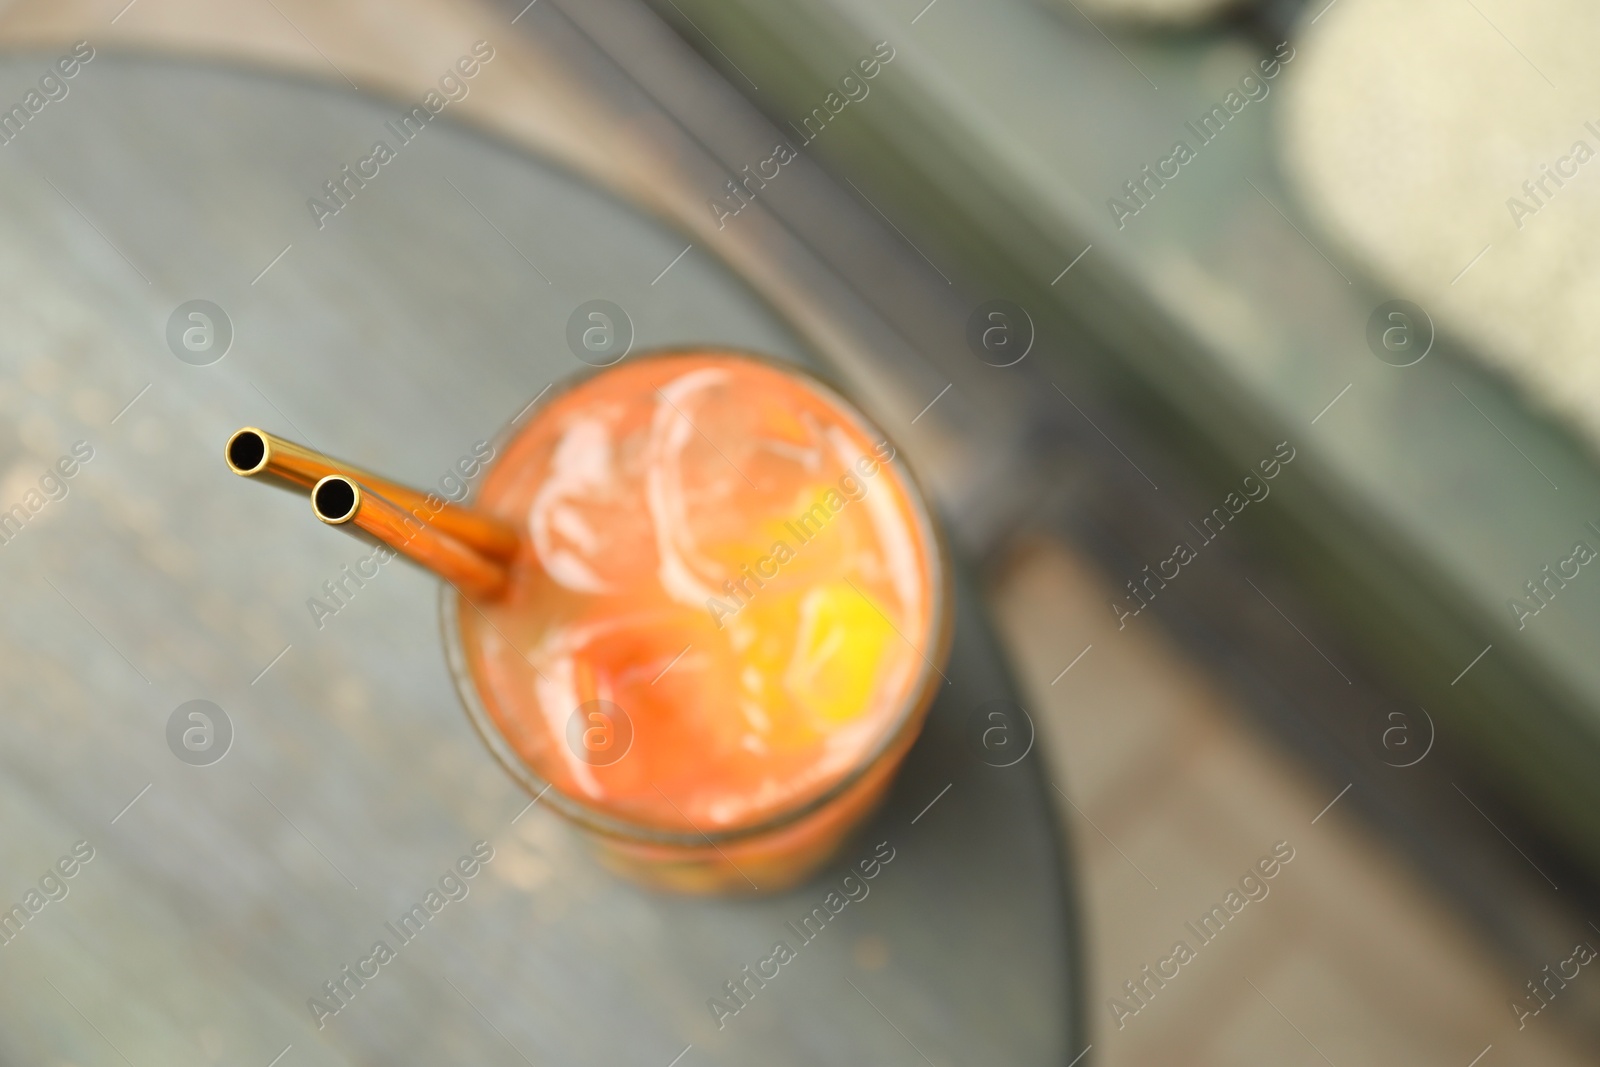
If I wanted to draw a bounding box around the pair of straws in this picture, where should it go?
[224,428,517,599]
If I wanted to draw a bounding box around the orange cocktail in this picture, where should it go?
[444,350,949,893]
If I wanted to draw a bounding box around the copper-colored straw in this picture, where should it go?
[225,427,519,562]
[310,476,509,600]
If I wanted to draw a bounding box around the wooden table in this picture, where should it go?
[0,54,1082,1065]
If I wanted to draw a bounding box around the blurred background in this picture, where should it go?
[1,0,1598,1064]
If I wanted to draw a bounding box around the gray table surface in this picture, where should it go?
[0,56,1079,1065]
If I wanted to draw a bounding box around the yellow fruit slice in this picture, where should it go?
[784,582,893,727]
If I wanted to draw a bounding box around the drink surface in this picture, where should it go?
[458,353,937,835]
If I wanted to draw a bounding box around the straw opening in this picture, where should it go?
[312,476,359,523]
[226,429,267,474]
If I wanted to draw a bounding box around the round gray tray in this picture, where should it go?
[0,55,1081,1065]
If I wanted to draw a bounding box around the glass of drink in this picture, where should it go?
[229,349,950,894]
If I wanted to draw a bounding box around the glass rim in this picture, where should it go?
[440,346,953,848]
